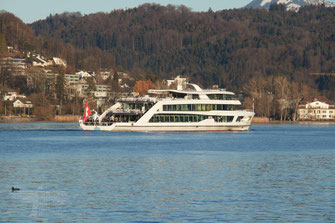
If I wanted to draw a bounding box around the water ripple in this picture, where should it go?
[0,123,335,222]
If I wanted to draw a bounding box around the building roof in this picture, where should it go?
[17,98,32,103]
[299,96,333,106]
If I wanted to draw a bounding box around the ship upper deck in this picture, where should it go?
[148,83,235,100]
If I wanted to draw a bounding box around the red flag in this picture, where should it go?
[83,101,92,122]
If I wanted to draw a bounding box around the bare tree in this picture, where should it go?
[27,68,46,93]
[274,76,290,121]
[244,76,274,118]
[290,82,315,121]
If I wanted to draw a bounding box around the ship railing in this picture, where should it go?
[113,108,143,114]
[118,97,158,103]
[84,121,113,126]
[99,122,114,126]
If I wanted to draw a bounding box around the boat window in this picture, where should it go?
[225,105,233,110]
[236,116,243,122]
[149,114,211,123]
[212,116,234,122]
[172,93,187,98]
[123,103,130,109]
[166,115,170,122]
[207,94,233,100]
[192,94,200,99]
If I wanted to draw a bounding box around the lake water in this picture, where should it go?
[0,123,334,222]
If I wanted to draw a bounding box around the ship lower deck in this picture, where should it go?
[79,121,251,132]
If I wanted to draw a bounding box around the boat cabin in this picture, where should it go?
[85,97,158,126]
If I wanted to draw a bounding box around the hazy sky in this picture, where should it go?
[2,0,252,23]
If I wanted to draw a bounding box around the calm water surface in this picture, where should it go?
[0,123,334,222]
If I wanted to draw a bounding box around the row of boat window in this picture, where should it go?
[207,94,233,100]
[149,114,237,123]
[122,103,154,110]
[163,104,240,111]
[102,113,140,123]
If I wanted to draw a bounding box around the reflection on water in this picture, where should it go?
[0,123,335,222]
[0,122,79,130]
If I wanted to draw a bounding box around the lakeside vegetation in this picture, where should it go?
[1,3,335,121]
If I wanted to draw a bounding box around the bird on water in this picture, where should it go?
[11,187,20,192]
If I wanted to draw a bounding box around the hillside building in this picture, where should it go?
[13,98,33,115]
[65,74,81,85]
[0,57,26,76]
[3,92,26,101]
[297,96,335,120]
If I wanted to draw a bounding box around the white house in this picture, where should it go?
[53,57,67,67]
[32,54,53,67]
[13,99,34,115]
[4,92,26,101]
[13,99,33,109]
[297,96,335,120]
[76,70,93,78]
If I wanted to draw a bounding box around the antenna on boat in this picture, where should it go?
[253,98,255,112]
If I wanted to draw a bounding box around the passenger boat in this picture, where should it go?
[79,84,254,131]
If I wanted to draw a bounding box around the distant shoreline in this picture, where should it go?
[252,117,335,124]
[0,115,81,123]
[1,115,335,124]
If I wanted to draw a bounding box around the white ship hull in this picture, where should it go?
[79,120,252,132]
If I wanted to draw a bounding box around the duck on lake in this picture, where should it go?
[11,187,20,192]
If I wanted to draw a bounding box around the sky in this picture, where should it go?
[1,0,252,24]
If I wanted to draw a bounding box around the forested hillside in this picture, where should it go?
[29,4,335,94]
[0,12,116,72]
[2,3,335,96]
